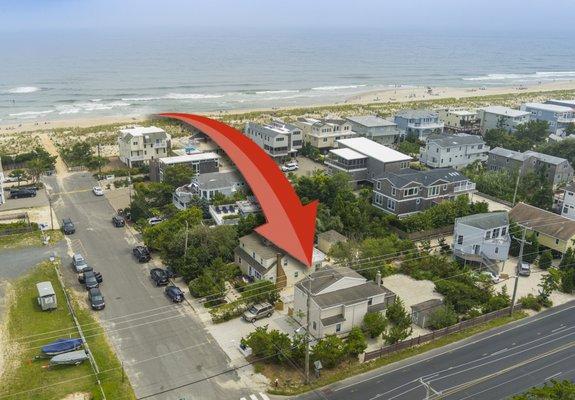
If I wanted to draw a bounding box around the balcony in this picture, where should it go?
[454,182,476,193]
[557,116,575,124]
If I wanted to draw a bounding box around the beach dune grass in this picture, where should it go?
[0,261,134,400]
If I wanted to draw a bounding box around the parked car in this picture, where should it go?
[112,215,125,227]
[242,302,274,323]
[481,271,502,284]
[62,218,76,235]
[281,162,299,172]
[78,270,102,290]
[88,288,105,310]
[92,186,104,196]
[133,245,151,262]
[166,266,178,279]
[72,253,90,273]
[517,262,531,277]
[147,217,164,226]
[150,268,169,286]
[9,188,37,199]
[165,285,184,302]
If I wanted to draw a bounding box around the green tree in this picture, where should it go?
[312,335,346,368]
[538,250,553,270]
[237,213,265,237]
[427,305,458,330]
[130,181,175,221]
[560,268,575,294]
[345,327,367,356]
[522,233,539,264]
[482,286,511,313]
[241,280,279,305]
[162,164,194,189]
[384,324,412,345]
[386,298,412,328]
[512,379,575,400]
[362,312,388,338]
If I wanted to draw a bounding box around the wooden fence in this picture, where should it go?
[363,306,519,362]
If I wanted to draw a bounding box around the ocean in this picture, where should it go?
[1,29,575,123]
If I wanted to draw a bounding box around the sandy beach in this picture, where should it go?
[2,80,575,133]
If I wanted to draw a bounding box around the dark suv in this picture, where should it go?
[78,269,103,290]
[62,218,75,235]
[112,215,125,227]
[10,188,37,199]
[88,288,105,310]
[133,245,151,262]
[150,268,169,286]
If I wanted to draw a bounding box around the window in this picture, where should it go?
[493,228,500,238]
[294,271,299,278]
[336,323,342,333]
[457,235,463,245]
[391,187,397,196]
[443,184,447,191]
[368,297,373,306]
[283,259,288,266]
[312,321,317,330]
[404,187,417,197]
[495,247,499,254]
[387,198,396,211]
[556,239,560,245]
[485,231,491,240]
[429,186,440,196]
[377,181,381,190]
[416,198,421,205]
[501,227,507,236]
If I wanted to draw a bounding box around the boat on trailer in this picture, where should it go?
[39,338,83,357]
[49,350,89,366]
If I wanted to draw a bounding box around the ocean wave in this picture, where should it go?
[56,101,131,115]
[254,89,300,94]
[164,93,225,100]
[5,86,42,94]
[463,71,575,81]
[311,84,367,91]
[9,110,54,118]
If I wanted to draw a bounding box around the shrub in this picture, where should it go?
[362,312,387,338]
[241,280,279,305]
[384,324,412,345]
[311,335,346,368]
[482,286,511,314]
[538,250,553,270]
[427,305,458,330]
[345,327,367,356]
[386,298,412,329]
[209,301,248,323]
[519,294,541,311]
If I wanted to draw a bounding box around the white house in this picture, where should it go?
[294,117,355,152]
[0,157,5,205]
[244,120,303,161]
[173,170,246,208]
[561,183,575,221]
[345,115,404,146]
[477,106,530,134]
[293,265,396,338]
[234,232,326,290]
[419,133,489,170]
[453,212,510,271]
[118,126,171,167]
[437,108,478,133]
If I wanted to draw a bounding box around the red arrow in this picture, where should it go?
[160,113,318,266]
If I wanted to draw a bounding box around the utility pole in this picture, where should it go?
[184,220,189,253]
[512,171,521,206]
[48,193,54,231]
[511,226,530,315]
[304,274,311,385]
[97,143,102,178]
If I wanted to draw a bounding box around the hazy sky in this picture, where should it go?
[2,0,575,32]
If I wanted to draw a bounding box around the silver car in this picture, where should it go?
[242,302,274,323]
[72,253,89,273]
[517,262,531,276]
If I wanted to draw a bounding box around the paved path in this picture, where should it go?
[297,301,575,400]
[43,171,248,400]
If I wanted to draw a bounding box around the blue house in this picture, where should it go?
[521,102,575,134]
[394,109,444,140]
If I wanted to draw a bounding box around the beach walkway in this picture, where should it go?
[39,133,67,175]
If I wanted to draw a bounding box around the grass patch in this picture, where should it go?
[0,230,63,250]
[266,311,528,396]
[0,261,135,400]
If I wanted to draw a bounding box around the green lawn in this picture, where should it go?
[0,229,63,251]
[0,261,135,400]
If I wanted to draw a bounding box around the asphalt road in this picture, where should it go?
[298,301,575,400]
[44,172,246,400]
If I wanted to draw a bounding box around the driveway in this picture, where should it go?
[0,188,48,212]
[43,171,250,400]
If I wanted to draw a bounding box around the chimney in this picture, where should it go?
[375,270,382,287]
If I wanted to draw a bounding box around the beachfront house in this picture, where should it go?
[293,265,396,338]
[487,147,573,187]
[546,99,575,110]
[453,212,510,272]
[172,170,245,208]
[521,102,575,135]
[393,109,444,140]
[117,126,171,168]
[244,120,303,162]
[345,115,404,146]
[234,232,326,290]
[0,157,4,205]
[325,137,411,185]
[149,152,220,182]
[477,106,530,134]
[294,118,355,152]
[419,133,489,170]
[510,202,575,254]
[561,183,575,221]
[372,168,476,218]
[437,108,479,133]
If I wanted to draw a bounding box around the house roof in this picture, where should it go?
[317,230,348,244]
[490,147,568,166]
[321,314,346,326]
[239,232,326,266]
[159,152,220,165]
[524,151,569,166]
[377,168,469,188]
[411,299,443,314]
[480,106,530,118]
[246,121,300,138]
[195,170,243,190]
[119,126,167,136]
[346,115,397,128]
[523,102,573,113]
[489,147,526,162]
[509,202,575,242]
[547,99,575,108]
[565,182,575,193]
[426,133,485,147]
[330,148,367,161]
[336,137,411,163]
[234,246,277,275]
[457,212,509,230]
[395,109,438,120]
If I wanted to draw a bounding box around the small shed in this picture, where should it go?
[317,230,348,254]
[36,281,57,311]
[410,299,443,328]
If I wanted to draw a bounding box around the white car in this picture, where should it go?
[148,217,164,226]
[481,271,502,284]
[92,186,104,196]
[281,162,299,172]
